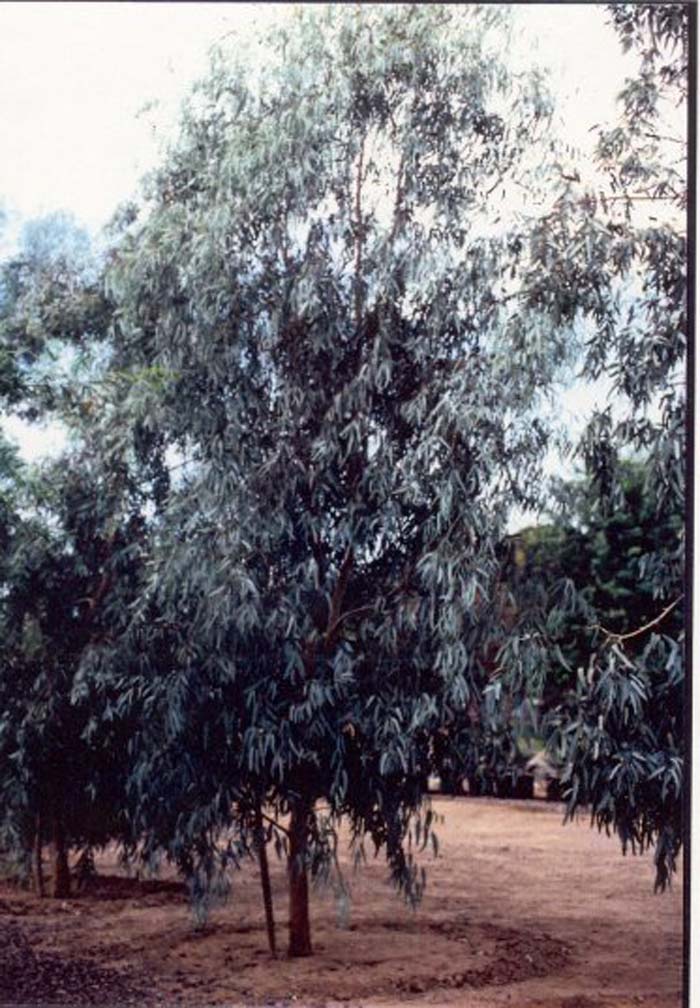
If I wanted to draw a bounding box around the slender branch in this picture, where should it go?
[390,149,405,244]
[324,544,355,651]
[309,530,326,586]
[484,170,509,199]
[552,193,684,214]
[643,131,685,146]
[325,604,374,642]
[79,530,119,624]
[354,133,366,329]
[254,802,277,958]
[85,571,113,615]
[590,595,683,644]
[260,811,290,837]
[280,202,292,273]
[332,844,350,903]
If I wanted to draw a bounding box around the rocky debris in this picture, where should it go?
[396,921,571,993]
[0,919,153,1006]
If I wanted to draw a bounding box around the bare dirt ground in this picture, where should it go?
[0,796,683,1008]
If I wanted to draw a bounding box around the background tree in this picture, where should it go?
[0,211,110,420]
[507,460,681,695]
[0,214,157,897]
[0,444,152,896]
[101,4,577,956]
[495,3,687,889]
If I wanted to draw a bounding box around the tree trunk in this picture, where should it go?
[287,799,312,957]
[34,812,45,898]
[255,804,277,957]
[508,774,534,800]
[52,812,71,899]
[546,777,563,801]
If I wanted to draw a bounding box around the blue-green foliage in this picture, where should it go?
[490,3,687,889]
[0,2,685,920]
[99,4,566,915]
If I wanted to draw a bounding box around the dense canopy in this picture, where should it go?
[0,1,687,959]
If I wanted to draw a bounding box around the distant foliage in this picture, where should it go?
[0,450,148,888]
[0,224,155,891]
[495,3,687,889]
[0,212,111,418]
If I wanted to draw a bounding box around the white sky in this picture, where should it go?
[0,3,639,465]
[0,3,632,240]
[0,3,279,244]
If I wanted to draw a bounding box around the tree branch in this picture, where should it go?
[325,604,374,642]
[643,130,685,146]
[323,544,354,651]
[354,134,366,329]
[260,811,290,837]
[80,531,119,625]
[390,151,405,244]
[590,595,683,644]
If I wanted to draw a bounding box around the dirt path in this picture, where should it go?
[0,797,683,1008]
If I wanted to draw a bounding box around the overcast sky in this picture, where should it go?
[0,3,632,240]
[0,2,636,467]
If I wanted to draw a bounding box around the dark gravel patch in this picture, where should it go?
[0,918,154,1006]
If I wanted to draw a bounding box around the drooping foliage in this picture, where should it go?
[0,217,154,895]
[0,1,686,948]
[0,451,149,894]
[493,3,688,889]
[97,4,579,953]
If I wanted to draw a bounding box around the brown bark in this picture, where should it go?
[34,812,45,898]
[322,545,354,652]
[52,812,71,899]
[287,800,312,957]
[255,804,277,958]
[353,134,366,329]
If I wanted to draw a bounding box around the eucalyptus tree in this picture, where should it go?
[0,445,151,896]
[0,213,158,897]
[496,3,688,889]
[0,211,111,420]
[104,4,576,955]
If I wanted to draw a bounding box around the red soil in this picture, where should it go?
[0,796,683,1008]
